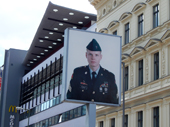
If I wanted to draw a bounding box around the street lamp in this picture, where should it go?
[16,107,30,127]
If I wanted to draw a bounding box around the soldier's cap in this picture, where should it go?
[86,39,102,51]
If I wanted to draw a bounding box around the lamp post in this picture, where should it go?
[16,107,30,127]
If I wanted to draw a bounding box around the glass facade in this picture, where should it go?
[20,56,63,106]
[20,95,61,121]
[28,105,86,127]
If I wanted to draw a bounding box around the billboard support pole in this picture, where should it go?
[122,62,125,127]
[86,103,96,127]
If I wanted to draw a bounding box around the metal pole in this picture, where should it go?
[27,110,30,127]
[86,103,96,127]
[122,62,125,127]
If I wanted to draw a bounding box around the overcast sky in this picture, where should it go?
[0,0,97,66]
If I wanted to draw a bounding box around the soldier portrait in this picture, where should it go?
[67,39,118,104]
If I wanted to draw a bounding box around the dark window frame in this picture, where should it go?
[138,59,143,86]
[154,52,159,80]
[125,23,130,44]
[111,118,115,127]
[153,106,159,127]
[125,66,129,91]
[138,111,143,127]
[99,121,104,127]
[113,30,117,35]
[138,14,144,37]
[153,4,159,28]
[124,114,128,127]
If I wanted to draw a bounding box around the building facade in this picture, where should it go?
[89,0,170,127]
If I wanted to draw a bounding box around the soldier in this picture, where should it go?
[67,39,118,104]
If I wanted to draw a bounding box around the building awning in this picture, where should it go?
[23,2,96,68]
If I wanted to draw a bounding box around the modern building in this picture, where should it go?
[0,2,96,127]
[89,0,170,127]
[0,65,3,102]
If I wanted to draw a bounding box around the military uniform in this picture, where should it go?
[67,65,118,104]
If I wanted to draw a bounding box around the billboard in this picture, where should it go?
[62,28,122,106]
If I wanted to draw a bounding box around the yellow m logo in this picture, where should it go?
[9,105,17,113]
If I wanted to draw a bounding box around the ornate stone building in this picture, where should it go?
[89,0,170,126]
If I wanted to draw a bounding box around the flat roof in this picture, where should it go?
[23,2,96,68]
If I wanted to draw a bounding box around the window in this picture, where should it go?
[153,107,159,127]
[113,30,117,35]
[56,96,60,104]
[125,23,130,44]
[99,121,103,127]
[70,109,74,119]
[124,115,128,127]
[111,118,115,127]
[153,4,159,28]
[125,66,128,91]
[46,100,49,109]
[50,78,54,89]
[60,73,62,84]
[50,99,53,107]
[81,105,86,115]
[54,115,59,124]
[55,75,59,86]
[65,111,70,121]
[37,86,41,96]
[43,102,47,110]
[77,107,81,117]
[39,121,42,127]
[34,88,37,98]
[154,52,159,80]
[74,108,78,118]
[45,81,49,92]
[62,112,66,122]
[35,105,40,113]
[41,103,44,111]
[41,83,45,94]
[51,116,55,125]
[138,14,144,37]
[36,122,40,127]
[49,117,52,126]
[42,120,46,127]
[45,119,48,127]
[138,111,143,127]
[138,60,143,86]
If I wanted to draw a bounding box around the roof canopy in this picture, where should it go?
[23,2,96,68]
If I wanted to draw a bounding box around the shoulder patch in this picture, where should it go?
[69,84,72,92]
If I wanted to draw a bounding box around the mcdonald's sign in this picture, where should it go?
[9,105,17,113]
